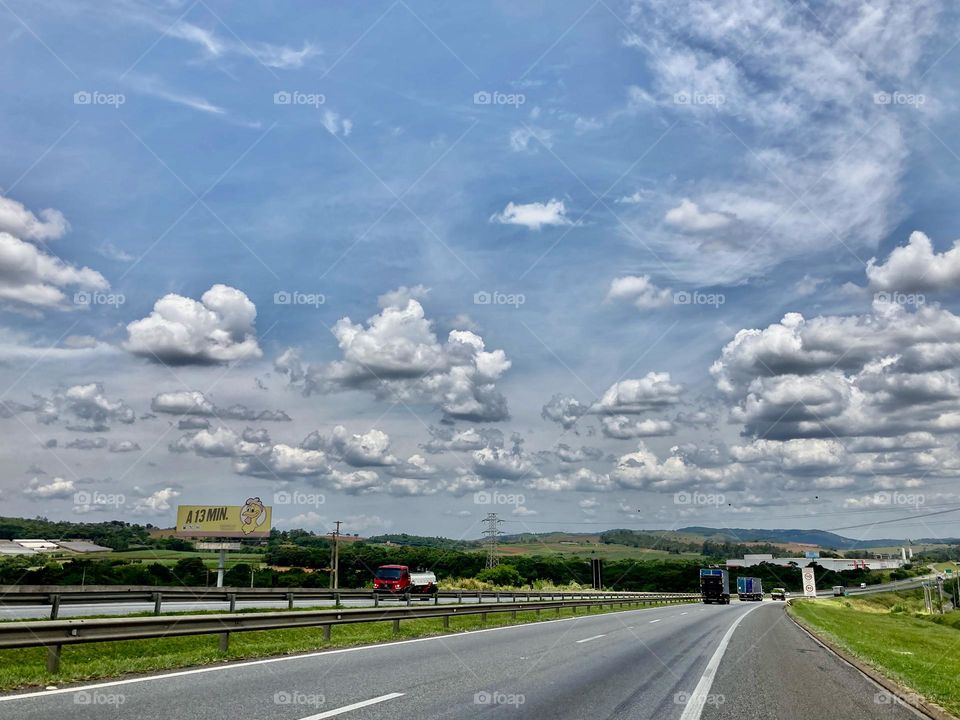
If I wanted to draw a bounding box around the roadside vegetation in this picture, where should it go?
[789,591,960,716]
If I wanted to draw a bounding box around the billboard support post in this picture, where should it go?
[216,548,226,588]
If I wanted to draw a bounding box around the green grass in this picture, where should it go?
[789,596,960,715]
[0,601,688,690]
[496,541,703,561]
[81,549,266,569]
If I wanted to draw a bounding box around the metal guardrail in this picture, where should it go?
[0,592,699,672]
[0,585,696,619]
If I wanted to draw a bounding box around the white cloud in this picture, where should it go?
[663,198,732,232]
[302,426,398,467]
[277,296,511,422]
[606,275,673,310]
[509,126,553,152]
[125,284,262,365]
[0,196,68,241]
[322,110,352,137]
[490,199,572,230]
[150,390,290,421]
[23,476,75,499]
[132,487,180,515]
[600,415,674,438]
[867,231,960,292]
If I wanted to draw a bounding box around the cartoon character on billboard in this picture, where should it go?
[240,497,267,535]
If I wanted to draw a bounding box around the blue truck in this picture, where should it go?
[737,576,764,601]
[700,568,730,604]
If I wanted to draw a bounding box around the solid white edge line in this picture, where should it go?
[575,634,606,644]
[678,604,762,720]
[299,692,404,719]
[0,603,694,703]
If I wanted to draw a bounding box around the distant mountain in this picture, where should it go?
[675,526,938,549]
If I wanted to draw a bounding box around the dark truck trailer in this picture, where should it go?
[700,568,730,604]
[737,576,763,601]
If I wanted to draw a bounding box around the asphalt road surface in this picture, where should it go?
[0,602,926,720]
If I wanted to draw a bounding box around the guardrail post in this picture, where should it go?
[49,594,60,620]
[433,594,439,605]
[476,591,481,603]
[228,593,236,612]
[323,625,331,641]
[218,632,229,652]
[480,612,487,627]
[555,606,560,616]
[496,592,500,603]
[405,592,411,607]
[374,593,380,607]
[152,592,162,615]
[392,619,400,633]
[511,609,517,619]
[334,593,341,607]
[443,615,450,629]
[457,592,463,604]
[535,608,540,617]
[287,593,294,610]
[46,644,61,674]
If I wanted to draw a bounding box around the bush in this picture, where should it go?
[476,565,523,587]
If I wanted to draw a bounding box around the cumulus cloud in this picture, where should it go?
[301,426,398,467]
[541,394,590,429]
[612,443,737,491]
[606,275,673,310]
[490,199,571,230]
[276,296,511,422]
[322,110,352,136]
[600,415,675,439]
[124,284,261,365]
[867,231,960,292]
[0,196,68,241]
[663,199,733,232]
[17,383,136,432]
[0,232,109,310]
[151,390,290,421]
[132,487,180,515]
[23,476,75,499]
[421,426,502,454]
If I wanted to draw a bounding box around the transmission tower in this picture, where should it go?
[482,512,503,568]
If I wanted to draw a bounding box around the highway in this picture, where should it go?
[0,602,925,720]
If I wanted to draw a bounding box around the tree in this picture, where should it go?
[477,565,522,586]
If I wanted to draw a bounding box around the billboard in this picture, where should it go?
[176,498,271,538]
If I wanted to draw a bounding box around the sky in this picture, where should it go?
[2,0,960,543]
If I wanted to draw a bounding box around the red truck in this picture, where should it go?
[373,564,438,594]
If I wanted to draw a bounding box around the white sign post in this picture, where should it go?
[802,567,817,598]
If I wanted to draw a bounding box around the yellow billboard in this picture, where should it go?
[176,497,271,538]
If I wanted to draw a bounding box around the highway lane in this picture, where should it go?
[0,601,926,720]
[705,604,923,720]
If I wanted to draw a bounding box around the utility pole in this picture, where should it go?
[329,521,342,590]
[482,513,502,569]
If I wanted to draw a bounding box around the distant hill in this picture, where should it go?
[675,526,949,549]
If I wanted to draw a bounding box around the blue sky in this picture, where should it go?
[2,0,960,541]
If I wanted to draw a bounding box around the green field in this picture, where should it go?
[0,601,690,690]
[83,549,266,569]
[495,534,704,561]
[789,593,960,716]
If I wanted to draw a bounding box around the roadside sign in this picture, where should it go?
[946,568,953,575]
[195,542,244,551]
[176,498,271,538]
[801,567,817,597]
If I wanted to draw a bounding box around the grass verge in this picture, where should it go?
[0,601,689,691]
[789,595,960,717]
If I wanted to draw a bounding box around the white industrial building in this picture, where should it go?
[726,553,905,572]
